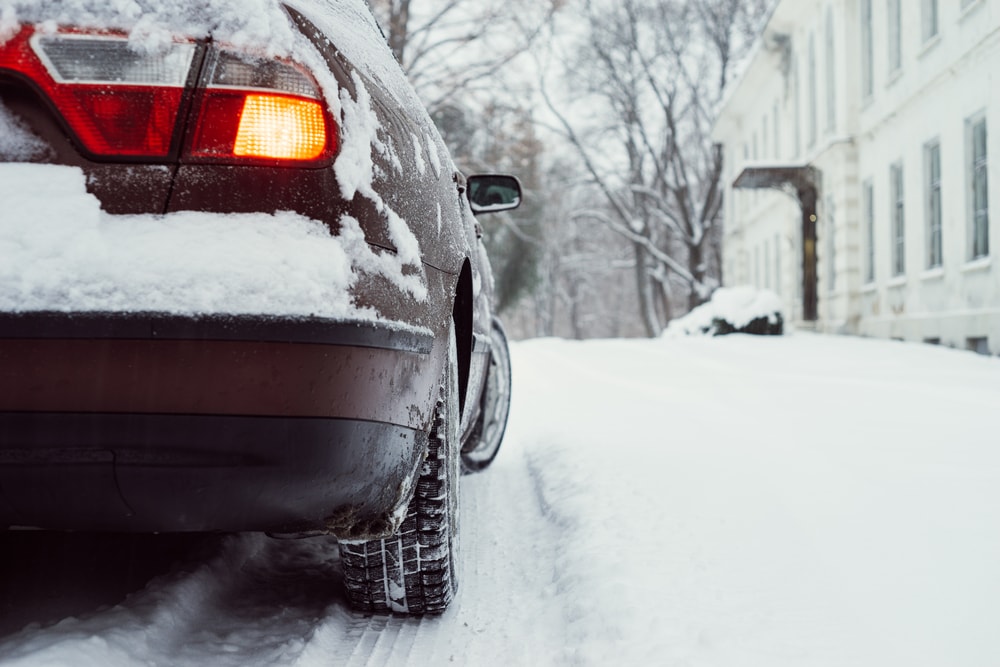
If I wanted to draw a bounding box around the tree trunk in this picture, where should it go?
[633,243,661,337]
[687,241,705,311]
[386,0,411,63]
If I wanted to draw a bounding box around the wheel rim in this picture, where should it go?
[464,321,511,468]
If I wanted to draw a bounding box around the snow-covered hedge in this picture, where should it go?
[663,286,784,337]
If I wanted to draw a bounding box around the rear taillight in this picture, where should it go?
[188,50,334,162]
[33,36,194,156]
[0,24,337,164]
[0,27,194,157]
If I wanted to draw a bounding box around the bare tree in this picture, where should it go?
[367,0,564,114]
[505,162,644,340]
[471,103,547,316]
[540,0,769,336]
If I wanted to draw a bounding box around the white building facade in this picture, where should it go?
[714,0,999,354]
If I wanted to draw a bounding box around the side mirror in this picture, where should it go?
[467,174,522,214]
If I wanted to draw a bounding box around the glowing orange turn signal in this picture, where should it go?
[233,94,327,161]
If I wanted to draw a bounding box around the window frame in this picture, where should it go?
[863,178,875,283]
[925,139,943,268]
[922,0,939,42]
[772,102,780,158]
[808,31,818,148]
[825,8,836,133]
[774,234,782,295]
[793,54,802,157]
[887,0,902,76]
[860,0,874,99]
[825,195,837,292]
[890,161,905,277]
[967,114,989,259]
[764,240,772,290]
[754,245,761,288]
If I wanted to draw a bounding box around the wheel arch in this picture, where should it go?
[451,259,474,420]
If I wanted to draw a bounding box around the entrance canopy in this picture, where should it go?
[731,164,820,322]
[733,164,817,192]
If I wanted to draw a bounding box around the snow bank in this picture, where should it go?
[664,286,783,337]
[0,163,379,318]
[507,334,1000,666]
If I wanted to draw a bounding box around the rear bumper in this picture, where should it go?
[0,312,442,535]
[0,412,425,535]
[0,312,438,424]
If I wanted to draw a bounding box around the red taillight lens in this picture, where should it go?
[0,25,337,164]
[63,85,183,156]
[187,89,245,157]
[11,29,195,158]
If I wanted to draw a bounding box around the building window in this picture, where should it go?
[887,0,902,75]
[968,115,989,259]
[825,8,836,132]
[891,162,905,276]
[922,0,939,41]
[774,234,782,295]
[863,179,875,282]
[808,32,817,148]
[762,116,769,160]
[773,102,780,158]
[793,55,802,157]
[861,0,874,98]
[925,140,942,268]
[826,196,836,291]
[755,246,761,287]
[764,242,772,289]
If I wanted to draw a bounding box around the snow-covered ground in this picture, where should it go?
[1,332,998,666]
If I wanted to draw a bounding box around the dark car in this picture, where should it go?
[0,0,518,614]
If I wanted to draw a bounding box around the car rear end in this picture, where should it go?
[0,2,461,538]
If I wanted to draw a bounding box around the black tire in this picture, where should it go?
[339,329,460,614]
[461,317,512,473]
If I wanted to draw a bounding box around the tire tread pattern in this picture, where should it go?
[340,392,454,615]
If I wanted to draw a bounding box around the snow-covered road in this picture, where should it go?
[1,332,998,666]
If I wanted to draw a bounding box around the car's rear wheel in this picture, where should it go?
[339,329,460,614]
[461,317,511,473]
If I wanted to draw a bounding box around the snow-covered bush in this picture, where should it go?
[663,286,784,337]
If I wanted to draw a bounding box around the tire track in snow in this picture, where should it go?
[321,613,422,667]
[0,533,347,666]
[0,464,565,667]
[295,447,568,666]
